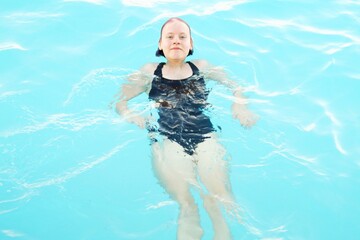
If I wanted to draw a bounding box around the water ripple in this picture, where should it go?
[145,200,175,210]
[315,99,348,155]
[4,11,65,24]
[0,42,27,52]
[1,229,24,238]
[126,0,252,36]
[336,0,360,5]
[63,0,106,5]
[0,208,19,215]
[0,192,32,205]
[0,90,30,101]
[232,17,360,44]
[122,0,251,10]
[22,141,130,189]
[0,110,112,137]
[64,67,131,106]
[260,138,326,177]
[122,0,184,8]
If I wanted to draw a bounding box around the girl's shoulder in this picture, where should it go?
[141,61,212,74]
[191,59,212,72]
[140,62,159,75]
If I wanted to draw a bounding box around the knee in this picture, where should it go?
[178,199,200,220]
[202,194,218,209]
[178,197,196,210]
[203,192,235,210]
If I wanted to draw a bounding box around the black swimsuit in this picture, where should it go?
[148,61,216,155]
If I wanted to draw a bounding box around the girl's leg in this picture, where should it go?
[151,139,203,240]
[195,135,236,240]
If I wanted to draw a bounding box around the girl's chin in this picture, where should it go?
[165,54,187,60]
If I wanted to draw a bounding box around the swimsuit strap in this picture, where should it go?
[153,61,199,78]
[187,61,200,75]
[154,62,166,77]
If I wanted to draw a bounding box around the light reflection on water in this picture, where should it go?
[1,0,359,239]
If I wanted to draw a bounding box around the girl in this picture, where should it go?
[116,17,257,240]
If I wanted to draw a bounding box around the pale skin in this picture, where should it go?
[116,19,257,240]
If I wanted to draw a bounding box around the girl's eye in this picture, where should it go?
[180,36,186,39]
[167,36,173,39]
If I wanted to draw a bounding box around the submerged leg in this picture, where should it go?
[195,135,238,240]
[151,139,203,240]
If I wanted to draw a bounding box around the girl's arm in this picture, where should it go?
[116,63,156,128]
[193,59,258,128]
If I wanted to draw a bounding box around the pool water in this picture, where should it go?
[1,0,360,239]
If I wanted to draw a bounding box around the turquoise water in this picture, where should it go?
[1,0,360,239]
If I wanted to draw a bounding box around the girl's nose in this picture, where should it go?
[172,36,180,44]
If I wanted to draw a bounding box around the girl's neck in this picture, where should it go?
[162,59,192,80]
[165,59,187,69]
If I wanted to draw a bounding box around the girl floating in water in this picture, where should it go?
[116,17,257,240]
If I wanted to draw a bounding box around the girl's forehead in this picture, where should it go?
[162,20,190,33]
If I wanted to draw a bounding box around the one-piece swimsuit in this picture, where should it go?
[148,61,216,155]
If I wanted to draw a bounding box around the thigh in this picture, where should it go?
[195,135,233,200]
[151,138,199,202]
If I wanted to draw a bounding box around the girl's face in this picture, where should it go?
[159,20,193,61]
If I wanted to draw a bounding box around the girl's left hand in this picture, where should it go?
[232,103,258,128]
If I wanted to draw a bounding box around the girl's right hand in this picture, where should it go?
[231,103,258,128]
[127,114,147,129]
